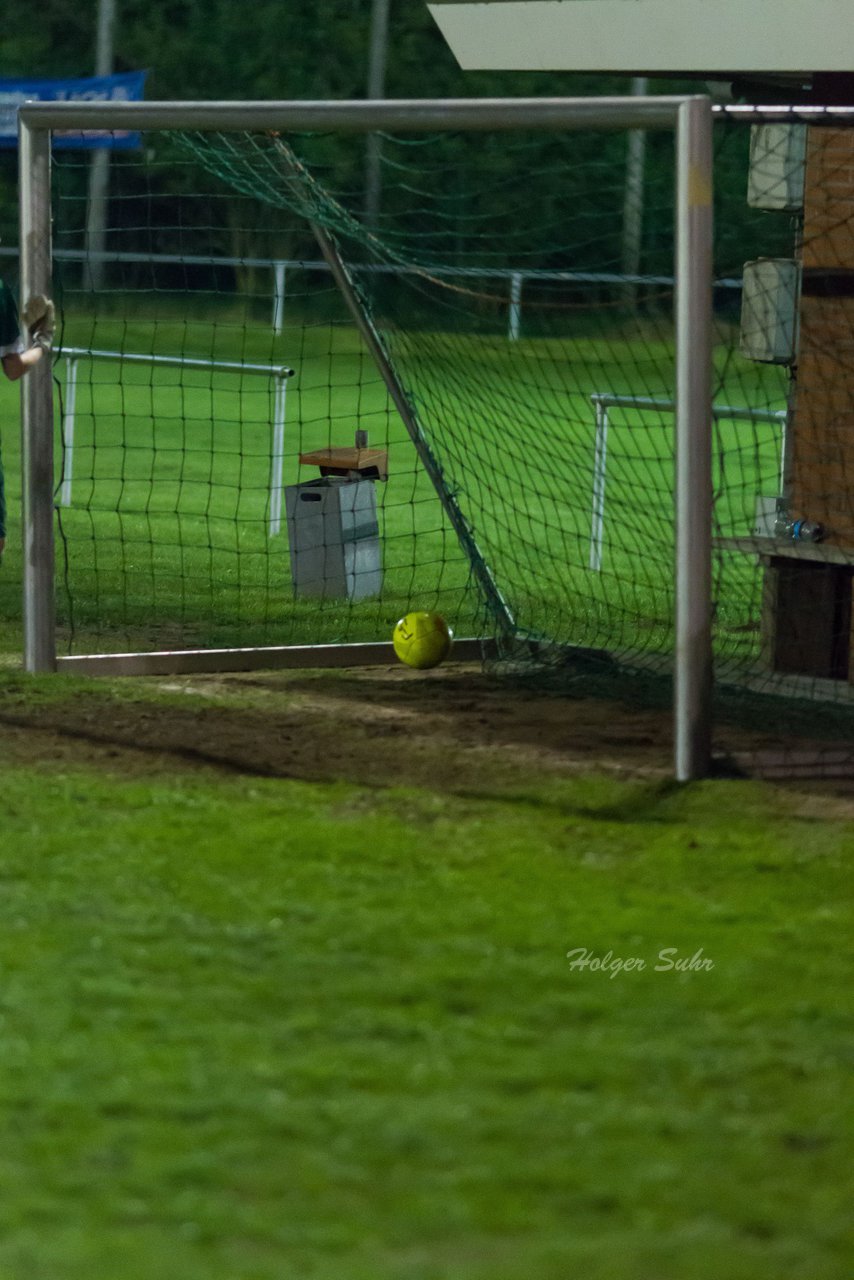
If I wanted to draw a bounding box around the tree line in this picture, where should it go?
[0,2,793,284]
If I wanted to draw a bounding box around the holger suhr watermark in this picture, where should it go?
[566,946,714,979]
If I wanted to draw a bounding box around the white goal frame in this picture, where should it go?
[18,96,713,780]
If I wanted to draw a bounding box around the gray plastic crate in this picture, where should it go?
[284,477,382,600]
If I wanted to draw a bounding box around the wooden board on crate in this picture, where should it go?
[298,447,389,481]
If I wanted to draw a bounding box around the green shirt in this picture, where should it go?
[0,278,22,356]
[0,277,16,538]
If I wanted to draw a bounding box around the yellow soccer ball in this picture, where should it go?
[393,611,453,669]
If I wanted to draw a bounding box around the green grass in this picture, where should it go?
[0,671,850,1280]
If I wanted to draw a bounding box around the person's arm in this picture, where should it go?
[1,344,46,381]
[2,294,55,382]
[0,293,55,557]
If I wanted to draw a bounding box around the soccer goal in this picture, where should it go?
[17,96,713,779]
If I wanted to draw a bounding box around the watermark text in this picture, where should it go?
[565,946,714,978]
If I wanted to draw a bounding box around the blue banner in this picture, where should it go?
[0,71,148,149]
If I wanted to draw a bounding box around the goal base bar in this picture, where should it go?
[54,638,495,678]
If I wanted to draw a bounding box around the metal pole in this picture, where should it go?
[508,271,522,341]
[58,348,294,378]
[60,357,78,507]
[85,0,116,292]
[272,261,286,334]
[674,97,714,781]
[364,0,391,227]
[589,399,609,572]
[19,98,684,135]
[269,375,288,536]
[779,408,792,498]
[621,76,648,312]
[19,118,56,673]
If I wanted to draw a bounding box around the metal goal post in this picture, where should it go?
[18,96,714,781]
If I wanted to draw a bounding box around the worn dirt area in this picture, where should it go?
[0,664,678,791]
[1,662,853,803]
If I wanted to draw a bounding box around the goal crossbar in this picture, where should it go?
[18,95,714,781]
[19,97,685,134]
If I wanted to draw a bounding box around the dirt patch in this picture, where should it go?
[2,663,853,806]
[0,664,675,791]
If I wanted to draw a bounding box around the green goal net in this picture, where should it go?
[46,131,492,655]
[43,119,699,664]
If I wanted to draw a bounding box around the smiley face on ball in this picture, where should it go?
[393,611,453,669]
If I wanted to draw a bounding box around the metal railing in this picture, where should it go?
[0,245,742,342]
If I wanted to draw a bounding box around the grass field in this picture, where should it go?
[0,665,850,1280]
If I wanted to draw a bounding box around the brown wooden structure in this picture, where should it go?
[761,126,854,680]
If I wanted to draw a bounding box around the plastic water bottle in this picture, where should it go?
[774,514,826,542]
